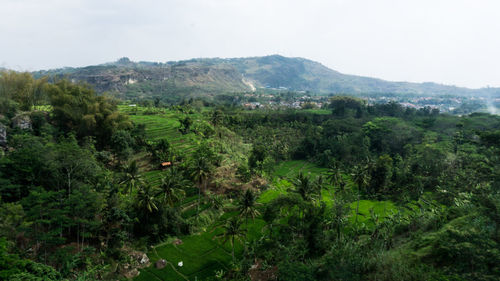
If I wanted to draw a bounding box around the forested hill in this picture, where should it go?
[33,55,500,98]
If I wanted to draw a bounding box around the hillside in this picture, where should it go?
[33,55,500,99]
[1,73,500,280]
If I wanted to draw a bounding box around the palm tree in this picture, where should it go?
[329,197,350,240]
[205,191,224,211]
[216,217,246,262]
[120,160,143,194]
[293,172,319,202]
[157,167,187,207]
[210,109,224,127]
[136,184,159,213]
[351,165,370,224]
[190,155,212,216]
[238,189,261,227]
[315,175,325,201]
[326,163,345,193]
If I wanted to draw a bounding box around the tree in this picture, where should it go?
[351,165,370,224]
[216,217,246,262]
[1,134,47,192]
[367,154,393,196]
[100,184,131,259]
[22,188,67,263]
[210,109,224,127]
[179,116,192,134]
[328,197,350,240]
[49,136,100,196]
[238,189,260,227]
[0,71,48,111]
[326,162,346,194]
[67,185,101,252]
[190,155,212,216]
[110,130,135,163]
[0,237,61,280]
[120,161,143,194]
[154,97,161,108]
[47,79,132,147]
[157,167,187,207]
[205,192,224,211]
[328,96,365,117]
[136,184,159,213]
[293,172,319,202]
[190,142,217,215]
[248,144,267,171]
[149,139,172,162]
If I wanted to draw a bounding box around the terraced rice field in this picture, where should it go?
[130,114,200,155]
[273,160,328,179]
[119,105,203,155]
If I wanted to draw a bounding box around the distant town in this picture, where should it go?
[240,90,499,115]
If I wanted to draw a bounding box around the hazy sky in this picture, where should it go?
[1,0,499,88]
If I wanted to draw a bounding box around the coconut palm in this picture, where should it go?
[136,184,159,213]
[120,160,143,194]
[216,217,246,262]
[205,191,224,211]
[238,189,261,226]
[351,164,370,224]
[328,197,350,240]
[315,174,325,201]
[157,167,187,207]
[190,155,212,215]
[293,172,319,202]
[326,162,346,193]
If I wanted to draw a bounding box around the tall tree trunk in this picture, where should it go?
[231,236,235,262]
[81,225,85,251]
[197,181,201,217]
[355,186,360,224]
[77,223,80,252]
[337,224,341,240]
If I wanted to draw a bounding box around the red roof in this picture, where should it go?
[161,162,172,167]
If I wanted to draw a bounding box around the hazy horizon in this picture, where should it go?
[2,0,500,88]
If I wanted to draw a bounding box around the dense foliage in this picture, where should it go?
[0,72,499,280]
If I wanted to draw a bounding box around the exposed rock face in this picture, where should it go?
[0,123,7,146]
[155,259,167,269]
[12,113,32,130]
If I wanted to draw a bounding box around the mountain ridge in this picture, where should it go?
[31,55,500,98]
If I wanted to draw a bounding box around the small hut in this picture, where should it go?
[160,161,172,169]
[155,259,167,269]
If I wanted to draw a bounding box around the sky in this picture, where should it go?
[1,0,500,88]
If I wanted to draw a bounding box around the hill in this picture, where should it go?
[32,55,500,99]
